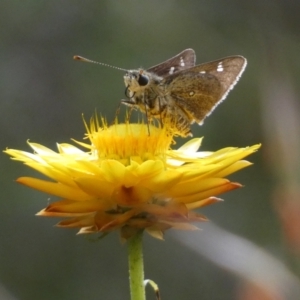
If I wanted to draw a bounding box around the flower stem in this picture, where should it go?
[128,230,145,300]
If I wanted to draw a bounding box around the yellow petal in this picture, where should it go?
[28,142,57,156]
[177,138,202,152]
[43,199,111,213]
[168,178,230,197]
[100,160,126,183]
[57,214,95,227]
[17,177,92,201]
[74,177,114,198]
[174,182,242,203]
[212,160,253,178]
[57,143,86,155]
[186,197,223,210]
[139,169,183,192]
[112,185,153,205]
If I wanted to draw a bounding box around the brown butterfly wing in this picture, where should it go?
[147,49,196,77]
[164,56,247,124]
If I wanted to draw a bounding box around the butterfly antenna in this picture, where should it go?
[73,55,128,72]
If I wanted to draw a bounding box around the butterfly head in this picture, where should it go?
[124,69,151,93]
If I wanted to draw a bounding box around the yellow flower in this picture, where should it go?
[4,118,260,241]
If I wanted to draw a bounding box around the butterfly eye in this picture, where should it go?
[138,74,149,86]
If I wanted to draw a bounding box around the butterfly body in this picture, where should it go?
[122,49,247,136]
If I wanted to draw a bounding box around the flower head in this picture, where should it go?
[4,117,260,241]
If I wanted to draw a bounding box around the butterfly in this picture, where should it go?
[121,49,247,136]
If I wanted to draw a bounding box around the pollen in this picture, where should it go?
[83,117,173,165]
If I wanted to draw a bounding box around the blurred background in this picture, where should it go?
[1,1,300,299]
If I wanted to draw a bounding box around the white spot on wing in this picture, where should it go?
[180,57,185,67]
[200,71,206,74]
[217,62,224,72]
[169,66,175,74]
[209,58,248,117]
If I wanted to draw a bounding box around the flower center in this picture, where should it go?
[89,123,173,164]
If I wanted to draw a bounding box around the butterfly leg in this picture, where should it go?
[157,96,165,130]
[111,101,122,125]
[142,95,152,136]
[121,99,137,107]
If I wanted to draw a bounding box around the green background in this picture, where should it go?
[1,1,300,299]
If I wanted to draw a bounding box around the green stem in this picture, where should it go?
[128,230,145,300]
